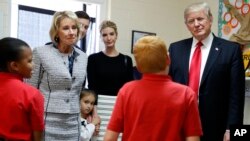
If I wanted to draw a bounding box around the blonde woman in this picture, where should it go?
[27,11,87,140]
[87,20,133,97]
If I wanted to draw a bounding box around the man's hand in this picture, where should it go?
[223,130,230,141]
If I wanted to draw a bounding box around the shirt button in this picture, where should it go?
[65,99,69,103]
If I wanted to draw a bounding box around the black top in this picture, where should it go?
[87,52,134,97]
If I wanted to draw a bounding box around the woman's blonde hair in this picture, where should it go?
[99,20,118,35]
[133,36,169,73]
[49,11,80,43]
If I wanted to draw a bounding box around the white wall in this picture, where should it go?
[109,0,218,58]
[0,0,10,39]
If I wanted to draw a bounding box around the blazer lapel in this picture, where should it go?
[183,39,193,84]
[200,36,221,85]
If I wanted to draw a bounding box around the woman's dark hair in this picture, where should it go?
[0,37,29,71]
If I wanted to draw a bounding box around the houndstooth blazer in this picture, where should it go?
[27,44,87,114]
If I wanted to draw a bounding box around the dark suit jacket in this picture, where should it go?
[169,35,245,141]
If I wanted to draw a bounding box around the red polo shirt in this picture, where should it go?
[107,74,202,141]
[0,72,44,140]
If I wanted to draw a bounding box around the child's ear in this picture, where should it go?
[8,61,19,72]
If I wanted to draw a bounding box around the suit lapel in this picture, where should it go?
[183,39,193,84]
[200,36,222,85]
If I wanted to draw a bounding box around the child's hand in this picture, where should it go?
[94,123,100,136]
[92,115,101,125]
[92,116,101,136]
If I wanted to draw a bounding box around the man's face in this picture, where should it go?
[185,9,212,41]
[78,18,90,39]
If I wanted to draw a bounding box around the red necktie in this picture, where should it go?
[188,41,202,96]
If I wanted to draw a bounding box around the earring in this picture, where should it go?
[55,36,59,42]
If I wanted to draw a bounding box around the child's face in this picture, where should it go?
[13,47,33,78]
[80,94,95,117]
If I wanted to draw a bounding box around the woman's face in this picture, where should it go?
[57,18,78,46]
[101,27,117,48]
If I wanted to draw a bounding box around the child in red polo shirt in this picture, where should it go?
[0,37,44,141]
[104,36,202,141]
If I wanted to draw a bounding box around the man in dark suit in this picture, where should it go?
[168,2,245,141]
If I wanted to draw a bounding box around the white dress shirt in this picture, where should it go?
[189,33,214,88]
[80,118,96,141]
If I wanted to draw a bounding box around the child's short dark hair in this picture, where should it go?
[80,89,97,102]
[0,37,29,71]
[75,11,90,20]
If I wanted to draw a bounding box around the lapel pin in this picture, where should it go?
[215,47,219,51]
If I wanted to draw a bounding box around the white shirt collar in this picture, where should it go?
[192,33,214,48]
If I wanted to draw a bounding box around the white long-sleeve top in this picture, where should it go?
[80,118,96,141]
